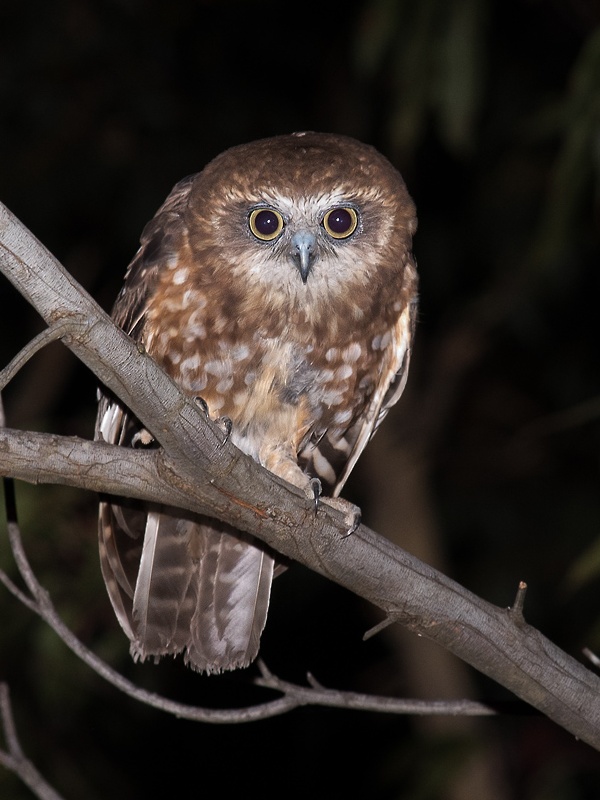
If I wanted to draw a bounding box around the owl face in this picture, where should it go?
[247,196,359,283]
[229,189,389,309]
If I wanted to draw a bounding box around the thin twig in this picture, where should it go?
[509,581,528,623]
[0,387,495,726]
[363,617,395,641]
[0,684,24,760]
[0,320,84,391]
[254,661,496,717]
[517,394,600,439]
[0,683,66,800]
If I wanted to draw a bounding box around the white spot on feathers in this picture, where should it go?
[172,268,189,285]
[335,364,353,380]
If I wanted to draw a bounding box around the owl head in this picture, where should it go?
[181,132,417,314]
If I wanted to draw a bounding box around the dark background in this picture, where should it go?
[1,1,600,797]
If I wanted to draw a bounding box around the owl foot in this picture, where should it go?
[131,427,154,447]
[194,397,232,446]
[320,497,362,537]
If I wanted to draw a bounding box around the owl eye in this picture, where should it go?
[323,206,358,239]
[248,207,285,241]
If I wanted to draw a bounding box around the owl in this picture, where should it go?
[96,132,418,674]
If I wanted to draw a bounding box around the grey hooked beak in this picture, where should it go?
[290,231,317,284]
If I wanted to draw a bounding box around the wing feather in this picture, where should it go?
[186,529,275,673]
[111,175,195,335]
[314,295,417,497]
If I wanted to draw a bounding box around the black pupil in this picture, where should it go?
[254,209,280,236]
[328,208,353,234]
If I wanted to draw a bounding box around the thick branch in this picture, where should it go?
[1,201,600,748]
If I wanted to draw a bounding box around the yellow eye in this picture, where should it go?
[323,207,358,239]
[249,207,285,241]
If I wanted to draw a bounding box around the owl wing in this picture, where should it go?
[301,289,417,498]
[96,177,274,673]
[110,174,196,335]
[96,176,194,644]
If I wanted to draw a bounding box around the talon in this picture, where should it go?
[216,415,233,446]
[305,477,321,514]
[319,496,362,537]
[194,396,209,417]
[341,509,361,538]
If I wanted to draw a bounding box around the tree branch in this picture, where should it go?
[1,201,600,748]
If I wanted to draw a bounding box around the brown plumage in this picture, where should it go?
[95,132,418,673]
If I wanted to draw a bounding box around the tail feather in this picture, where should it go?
[100,502,274,671]
[98,500,138,641]
[130,513,197,658]
[187,529,274,673]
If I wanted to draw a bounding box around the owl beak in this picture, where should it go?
[290,231,317,284]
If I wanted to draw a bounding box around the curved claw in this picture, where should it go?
[341,508,361,538]
[216,415,233,447]
[305,477,322,515]
[194,395,210,417]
